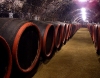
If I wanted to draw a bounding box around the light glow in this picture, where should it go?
[79,0,87,2]
[81,8,87,21]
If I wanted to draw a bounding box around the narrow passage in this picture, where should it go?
[33,28,100,78]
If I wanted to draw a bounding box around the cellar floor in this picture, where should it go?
[32,28,100,78]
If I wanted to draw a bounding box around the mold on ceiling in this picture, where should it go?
[0,0,100,23]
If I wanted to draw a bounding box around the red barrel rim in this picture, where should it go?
[0,36,12,78]
[43,24,55,57]
[67,24,71,39]
[54,25,62,48]
[12,22,41,73]
[66,24,70,40]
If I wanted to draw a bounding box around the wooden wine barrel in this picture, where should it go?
[0,36,12,78]
[71,24,78,37]
[70,24,75,38]
[65,24,70,40]
[96,25,100,55]
[30,20,55,58]
[54,21,67,44]
[0,18,41,73]
[67,24,72,39]
[87,24,91,33]
[93,24,98,48]
[92,25,95,43]
[45,21,63,49]
[90,25,94,41]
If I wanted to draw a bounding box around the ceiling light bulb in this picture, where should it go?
[81,8,87,21]
[79,0,87,2]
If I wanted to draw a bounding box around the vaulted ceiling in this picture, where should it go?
[0,0,100,23]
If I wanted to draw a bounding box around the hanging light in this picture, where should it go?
[78,0,87,2]
[81,8,87,21]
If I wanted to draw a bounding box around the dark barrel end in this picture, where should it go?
[12,22,41,73]
[43,24,55,58]
[0,36,12,78]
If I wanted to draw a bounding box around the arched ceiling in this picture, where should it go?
[0,0,100,23]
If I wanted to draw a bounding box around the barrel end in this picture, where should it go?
[96,49,100,55]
